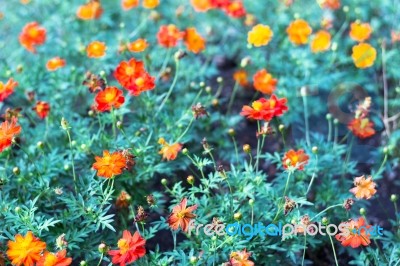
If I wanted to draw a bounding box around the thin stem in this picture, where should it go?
[13,142,43,180]
[255,121,261,172]
[301,234,307,266]
[334,122,338,146]
[302,93,311,147]
[310,204,342,222]
[251,205,254,226]
[375,154,388,178]
[172,230,177,251]
[111,108,117,139]
[130,205,141,234]
[96,253,104,266]
[306,154,319,196]
[341,135,354,181]
[382,44,390,137]
[328,234,339,266]
[66,130,78,193]
[227,82,239,114]
[327,117,332,142]
[273,171,292,222]
[156,58,180,115]
[176,117,194,143]
[231,136,239,164]
[155,48,172,83]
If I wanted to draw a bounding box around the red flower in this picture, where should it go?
[209,0,230,8]
[156,24,183,48]
[223,1,246,18]
[95,87,125,112]
[167,198,197,232]
[36,250,72,266]
[0,118,22,153]
[19,22,46,53]
[240,94,288,121]
[114,58,155,96]
[33,101,50,119]
[0,78,18,102]
[335,217,371,248]
[108,231,146,266]
[348,118,375,139]
[282,149,309,171]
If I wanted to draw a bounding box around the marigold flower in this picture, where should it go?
[19,22,46,53]
[33,101,50,119]
[95,87,125,112]
[7,231,46,266]
[93,150,127,178]
[121,0,139,10]
[116,191,131,209]
[350,175,377,199]
[240,95,288,121]
[114,58,155,96]
[157,24,183,48]
[127,39,149,53]
[223,1,246,18]
[36,249,72,266]
[167,198,197,232]
[348,117,375,139]
[247,24,273,47]
[282,149,309,171]
[253,69,277,94]
[0,78,18,102]
[335,217,371,248]
[349,22,372,42]
[229,249,254,266]
[310,30,331,53]
[108,230,146,265]
[143,0,159,9]
[286,19,312,45]
[0,118,22,153]
[158,137,182,161]
[351,43,376,68]
[233,69,249,87]
[46,57,66,71]
[190,0,212,12]
[76,0,103,20]
[319,0,341,10]
[184,28,206,54]
[86,41,107,58]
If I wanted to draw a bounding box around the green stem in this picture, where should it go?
[111,108,117,139]
[327,117,332,142]
[176,117,194,143]
[328,234,339,266]
[306,154,319,195]
[156,58,180,115]
[13,142,43,180]
[96,253,104,266]
[310,204,342,222]
[231,136,239,164]
[66,130,78,193]
[302,92,311,147]
[375,154,388,178]
[255,121,261,172]
[273,171,292,222]
[227,82,239,114]
[156,48,172,83]
[301,234,307,266]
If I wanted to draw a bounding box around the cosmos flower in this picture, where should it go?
[157,24,183,48]
[349,21,372,42]
[7,231,46,266]
[310,30,331,53]
[19,22,46,53]
[247,24,273,47]
[127,39,149,53]
[33,101,50,119]
[0,118,22,153]
[286,19,312,45]
[348,117,375,138]
[108,231,146,266]
[282,149,309,171]
[94,87,125,112]
[36,250,72,266]
[0,78,18,102]
[93,150,127,178]
[167,198,197,232]
[228,249,254,266]
[349,175,377,199]
[86,41,107,58]
[121,0,139,10]
[183,27,206,54]
[335,217,371,248]
[76,0,103,20]
[46,57,66,71]
[158,138,182,161]
[253,69,277,94]
[351,43,376,68]
[190,0,212,12]
[233,69,249,87]
[240,95,288,121]
[143,0,159,9]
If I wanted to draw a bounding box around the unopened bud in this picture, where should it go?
[228,128,235,136]
[37,141,44,149]
[383,146,389,155]
[333,118,339,125]
[117,121,123,129]
[360,208,366,215]
[326,114,332,120]
[189,256,198,264]
[161,178,168,186]
[249,199,255,206]
[80,261,88,266]
[199,81,205,88]
[98,243,108,253]
[243,144,251,154]
[391,194,398,202]
[61,117,69,130]
[211,98,219,107]
[234,212,242,221]
[216,77,223,83]
[13,167,20,175]
[182,148,188,155]
[187,175,195,185]
[205,86,211,93]
[278,124,285,132]
[322,217,328,225]
[312,146,318,154]
[240,57,251,68]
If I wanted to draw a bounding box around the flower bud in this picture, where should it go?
[117,121,123,129]
[243,144,251,154]
[13,167,20,175]
[233,212,242,221]
[228,128,235,136]
[98,243,108,253]
[161,178,168,186]
[80,261,88,266]
[343,5,349,12]
[321,217,328,225]
[249,199,255,206]
[300,86,307,97]
[278,124,285,132]
[88,110,95,117]
[240,57,251,68]
[199,81,205,88]
[326,114,332,120]
[211,236,217,241]
[333,118,339,125]
[189,256,198,264]
[212,98,219,107]
[80,144,87,150]
[16,64,23,73]
[383,146,389,155]
[391,194,398,202]
[64,164,70,171]
[216,77,223,83]
[15,206,21,213]
[61,117,69,130]
[205,86,211,93]
[182,148,188,155]
[312,146,318,154]
[360,208,366,215]
[37,141,44,149]
[187,175,195,185]
[174,50,187,61]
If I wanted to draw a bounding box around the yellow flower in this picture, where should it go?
[247,24,273,47]
[352,43,376,68]
[310,30,331,53]
[286,19,312,45]
[349,21,372,42]
[143,0,159,9]
[7,231,46,266]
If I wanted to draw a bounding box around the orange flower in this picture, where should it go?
[36,250,72,266]
[76,0,103,20]
[351,43,376,69]
[240,95,288,121]
[349,22,372,42]
[121,0,139,10]
[95,87,125,112]
[223,1,246,18]
[335,217,371,248]
[157,24,183,48]
[46,57,66,71]
[127,39,149,53]
[349,175,377,199]
[93,150,127,178]
[319,0,341,10]
[229,249,254,266]
[0,118,22,153]
[158,138,182,161]
[19,22,46,53]
[286,19,312,45]
[247,24,273,47]
[86,41,107,58]
[114,58,155,96]
[143,0,159,9]
[391,30,400,43]
[33,101,50,119]
[190,0,212,12]
[282,149,309,171]
[310,30,331,53]
[184,28,206,53]
[7,231,46,266]
[253,69,277,94]
[233,69,249,87]
[116,191,132,208]
[167,198,197,232]
[108,231,146,265]
[348,117,375,138]
[0,78,18,102]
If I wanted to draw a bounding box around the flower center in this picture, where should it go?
[117,239,129,255]
[125,67,134,76]
[252,101,263,111]
[135,77,144,87]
